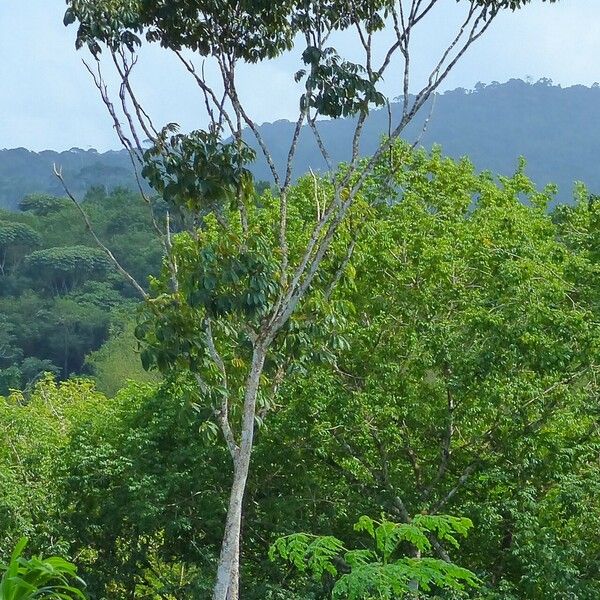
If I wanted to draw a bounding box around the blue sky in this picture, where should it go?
[1,1,599,151]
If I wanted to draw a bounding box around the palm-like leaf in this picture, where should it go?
[0,538,86,599]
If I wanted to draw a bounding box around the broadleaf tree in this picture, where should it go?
[62,1,558,598]
[251,148,600,597]
[0,222,40,276]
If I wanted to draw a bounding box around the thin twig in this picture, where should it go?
[53,164,148,299]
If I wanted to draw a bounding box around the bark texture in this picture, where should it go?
[212,345,266,600]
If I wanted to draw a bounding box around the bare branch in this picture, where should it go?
[324,223,362,300]
[218,56,282,190]
[307,117,334,174]
[278,107,310,281]
[53,164,148,299]
[164,211,179,293]
[83,59,137,156]
[205,317,238,458]
[84,56,167,247]
[432,462,478,513]
[310,169,322,222]
[411,89,437,150]
[113,58,144,154]
[173,49,235,136]
[349,111,368,172]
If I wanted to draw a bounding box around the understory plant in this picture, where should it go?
[0,538,86,600]
[270,515,479,598]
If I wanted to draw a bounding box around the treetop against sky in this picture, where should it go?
[0,0,598,150]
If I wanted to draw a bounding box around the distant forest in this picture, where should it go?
[0,187,162,395]
[1,78,599,209]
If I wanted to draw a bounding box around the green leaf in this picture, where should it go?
[63,8,76,26]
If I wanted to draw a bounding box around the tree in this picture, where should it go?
[58,380,229,598]
[85,319,161,397]
[62,1,558,598]
[23,246,109,294]
[0,222,40,276]
[43,296,111,377]
[18,194,71,217]
[0,377,107,557]
[247,148,600,597]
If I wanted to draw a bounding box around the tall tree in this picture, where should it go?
[63,1,558,598]
[23,246,109,294]
[252,147,600,597]
[0,222,40,276]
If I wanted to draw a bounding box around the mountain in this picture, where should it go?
[1,79,599,209]
[245,78,600,205]
[0,147,147,210]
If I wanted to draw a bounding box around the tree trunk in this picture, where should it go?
[212,344,266,600]
[213,456,245,600]
[226,517,240,600]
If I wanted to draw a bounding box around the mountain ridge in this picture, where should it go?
[1,79,598,209]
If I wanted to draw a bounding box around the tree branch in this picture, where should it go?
[53,164,148,299]
[205,317,238,458]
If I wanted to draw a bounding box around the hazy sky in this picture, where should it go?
[1,1,599,151]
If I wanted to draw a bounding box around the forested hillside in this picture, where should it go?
[1,79,600,209]
[0,188,161,394]
[4,1,598,599]
[0,148,148,210]
[247,78,600,205]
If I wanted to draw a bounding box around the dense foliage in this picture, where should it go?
[2,146,600,598]
[0,187,162,394]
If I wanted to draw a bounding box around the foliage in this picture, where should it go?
[0,222,40,275]
[65,1,553,62]
[298,46,385,118]
[248,145,600,598]
[18,194,72,217]
[85,320,161,397]
[142,127,256,217]
[0,538,86,600]
[0,377,107,556]
[58,379,228,597]
[4,148,599,599]
[0,187,162,391]
[23,246,109,293]
[270,515,479,599]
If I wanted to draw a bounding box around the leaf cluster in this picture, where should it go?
[299,47,385,118]
[270,515,479,599]
[0,538,86,600]
[0,222,41,250]
[141,127,256,218]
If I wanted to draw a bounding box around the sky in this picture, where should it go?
[1,1,599,152]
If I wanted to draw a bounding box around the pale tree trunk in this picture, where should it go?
[226,553,239,600]
[213,457,245,600]
[213,344,266,600]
